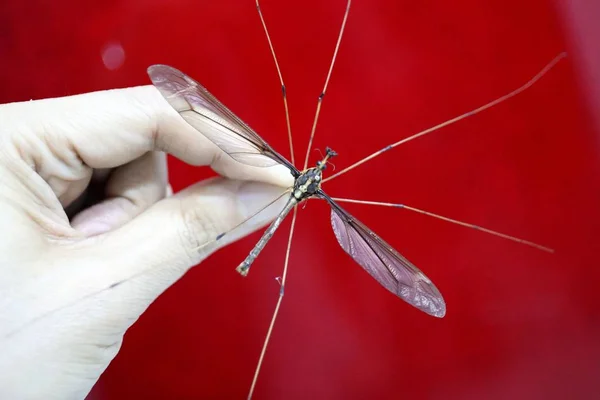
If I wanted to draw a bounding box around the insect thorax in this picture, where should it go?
[293,168,322,200]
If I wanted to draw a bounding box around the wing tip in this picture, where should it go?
[399,281,447,318]
[418,297,446,318]
[429,304,447,318]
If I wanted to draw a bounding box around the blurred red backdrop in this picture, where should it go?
[2,0,599,399]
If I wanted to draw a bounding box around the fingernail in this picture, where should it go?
[74,220,113,236]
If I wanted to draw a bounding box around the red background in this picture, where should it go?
[2,0,599,399]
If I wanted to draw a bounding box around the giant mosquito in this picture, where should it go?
[147,0,562,398]
[0,0,564,396]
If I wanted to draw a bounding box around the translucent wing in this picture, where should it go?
[322,193,446,317]
[148,64,299,175]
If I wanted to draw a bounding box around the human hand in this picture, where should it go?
[0,86,293,399]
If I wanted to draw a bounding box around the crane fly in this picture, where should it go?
[147,65,448,315]
[147,0,562,397]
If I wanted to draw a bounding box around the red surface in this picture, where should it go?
[2,0,599,399]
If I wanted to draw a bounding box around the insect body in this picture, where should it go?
[237,147,335,276]
[292,147,335,200]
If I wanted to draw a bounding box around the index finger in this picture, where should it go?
[0,85,294,188]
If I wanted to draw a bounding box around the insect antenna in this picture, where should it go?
[322,52,567,183]
[314,148,337,170]
[330,197,554,253]
[302,0,352,170]
[256,0,295,164]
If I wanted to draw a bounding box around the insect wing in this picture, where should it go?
[326,196,446,317]
[148,64,298,174]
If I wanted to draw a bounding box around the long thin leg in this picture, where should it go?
[256,0,295,165]
[331,197,554,253]
[3,188,293,339]
[302,0,352,170]
[247,205,298,400]
[323,52,567,183]
[196,188,292,249]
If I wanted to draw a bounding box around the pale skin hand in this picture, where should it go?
[0,86,294,399]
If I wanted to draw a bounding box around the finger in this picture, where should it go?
[70,152,168,236]
[2,85,294,188]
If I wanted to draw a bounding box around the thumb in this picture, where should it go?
[0,177,290,400]
[67,177,289,326]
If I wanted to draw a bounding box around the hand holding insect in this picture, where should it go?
[0,0,565,397]
[0,87,292,399]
